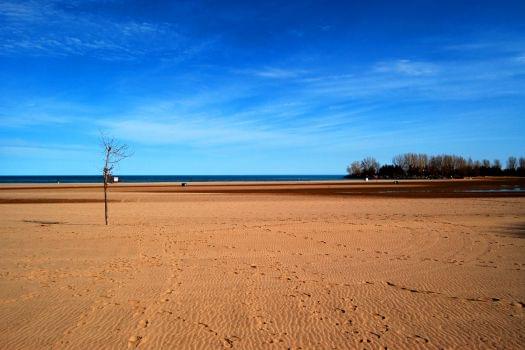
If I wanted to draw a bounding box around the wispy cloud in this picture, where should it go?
[300,56,525,101]
[373,59,438,76]
[0,0,208,61]
[0,0,46,21]
[0,114,71,128]
[239,67,308,79]
[99,117,286,147]
[0,138,93,158]
[7,48,520,151]
[1,2,523,175]
[443,39,525,55]
[0,97,94,128]
[93,101,515,159]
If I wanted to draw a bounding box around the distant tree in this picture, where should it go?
[404,153,417,177]
[428,155,443,178]
[480,159,491,176]
[392,153,429,177]
[442,155,455,177]
[519,157,525,177]
[466,157,475,176]
[392,154,408,177]
[360,157,380,177]
[471,159,481,177]
[507,156,517,172]
[101,134,132,225]
[415,153,428,177]
[347,161,362,177]
[346,153,525,179]
[492,159,502,176]
[453,156,467,177]
[378,164,404,178]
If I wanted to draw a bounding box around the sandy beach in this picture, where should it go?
[1,179,524,349]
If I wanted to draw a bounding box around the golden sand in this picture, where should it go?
[0,182,524,349]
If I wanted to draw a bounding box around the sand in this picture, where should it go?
[0,180,524,349]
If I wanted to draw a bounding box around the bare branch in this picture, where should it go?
[100,131,132,225]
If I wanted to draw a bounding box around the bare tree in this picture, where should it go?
[442,155,455,177]
[519,157,525,176]
[348,153,525,179]
[453,156,467,177]
[392,153,428,177]
[507,156,517,171]
[347,161,362,177]
[428,155,443,177]
[101,134,132,225]
[392,154,406,173]
[360,156,380,177]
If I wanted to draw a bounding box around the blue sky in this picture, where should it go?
[1,0,524,175]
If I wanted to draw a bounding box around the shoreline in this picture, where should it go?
[0,176,522,186]
[0,176,523,186]
[0,178,524,200]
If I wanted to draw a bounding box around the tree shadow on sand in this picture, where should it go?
[23,219,65,225]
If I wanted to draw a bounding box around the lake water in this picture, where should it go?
[0,175,346,184]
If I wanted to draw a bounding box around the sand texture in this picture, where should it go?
[0,180,524,349]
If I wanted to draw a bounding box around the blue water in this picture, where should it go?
[463,187,525,193]
[0,175,346,184]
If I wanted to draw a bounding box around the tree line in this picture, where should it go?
[346,153,525,179]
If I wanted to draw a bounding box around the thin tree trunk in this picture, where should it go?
[104,177,108,225]
[100,136,130,225]
[103,151,109,225]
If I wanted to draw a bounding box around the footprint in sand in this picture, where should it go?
[128,335,142,348]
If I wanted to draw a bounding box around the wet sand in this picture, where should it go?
[0,179,524,349]
[1,178,525,200]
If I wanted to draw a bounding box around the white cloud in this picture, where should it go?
[0,139,93,158]
[443,40,525,55]
[0,0,205,61]
[0,97,95,128]
[99,117,291,147]
[302,56,525,101]
[374,59,438,76]
[236,67,308,79]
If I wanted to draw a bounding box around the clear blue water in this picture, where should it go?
[0,175,346,184]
